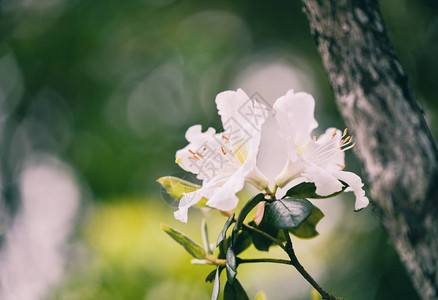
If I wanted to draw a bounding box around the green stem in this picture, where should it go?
[272,184,278,196]
[237,258,291,265]
[281,229,341,300]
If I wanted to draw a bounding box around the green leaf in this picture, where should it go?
[157,176,207,206]
[234,193,265,233]
[211,267,221,300]
[224,278,249,300]
[206,266,224,282]
[161,224,206,259]
[254,291,268,300]
[226,247,237,283]
[217,237,229,260]
[289,205,324,239]
[216,213,235,247]
[264,198,313,229]
[247,220,278,252]
[233,230,252,255]
[283,182,347,199]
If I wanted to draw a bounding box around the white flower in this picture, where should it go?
[273,90,369,211]
[174,89,269,222]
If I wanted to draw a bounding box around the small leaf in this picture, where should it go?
[211,267,221,300]
[224,278,250,300]
[247,220,278,252]
[161,224,206,259]
[206,268,217,283]
[226,247,237,283]
[201,218,212,254]
[264,198,313,229]
[216,213,235,247]
[157,176,207,206]
[284,182,346,199]
[289,205,324,239]
[234,193,265,232]
[254,291,268,300]
[233,230,252,255]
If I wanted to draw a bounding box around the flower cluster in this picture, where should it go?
[172,89,369,222]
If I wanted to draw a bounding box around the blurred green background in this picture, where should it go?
[0,0,437,299]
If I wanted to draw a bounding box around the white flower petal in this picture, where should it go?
[333,171,369,211]
[245,166,269,190]
[215,89,251,132]
[273,90,318,150]
[274,158,305,188]
[206,153,260,211]
[302,164,344,196]
[174,89,270,222]
[174,190,204,223]
[256,113,288,183]
[206,170,246,211]
[174,180,221,223]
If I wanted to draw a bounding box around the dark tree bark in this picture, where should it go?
[300,0,438,299]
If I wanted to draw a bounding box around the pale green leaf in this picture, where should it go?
[161,224,206,259]
[157,176,207,206]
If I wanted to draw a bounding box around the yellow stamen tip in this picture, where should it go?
[175,157,182,164]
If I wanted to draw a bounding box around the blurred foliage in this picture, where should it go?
[1,0,435,199]
[48,199,213,300]
[0,0,436,299]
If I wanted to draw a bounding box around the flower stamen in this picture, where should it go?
[221,146,227,155]
[342,128,348,137]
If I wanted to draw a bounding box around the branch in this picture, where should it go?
[283,230,340,300]
[300,0,438,299]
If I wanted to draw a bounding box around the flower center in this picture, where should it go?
[175,135,247,176]
[305,128,355,168]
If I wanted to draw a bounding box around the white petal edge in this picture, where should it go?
[174,190,204,223]
[185,124,216,142]
[302,164,344,196]
[215,89,251,131]
[174,183,218,223]
[333,170,369,211]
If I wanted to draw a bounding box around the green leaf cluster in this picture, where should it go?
[159,180,350,299]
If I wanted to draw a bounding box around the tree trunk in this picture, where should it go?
[300,0,438,299]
